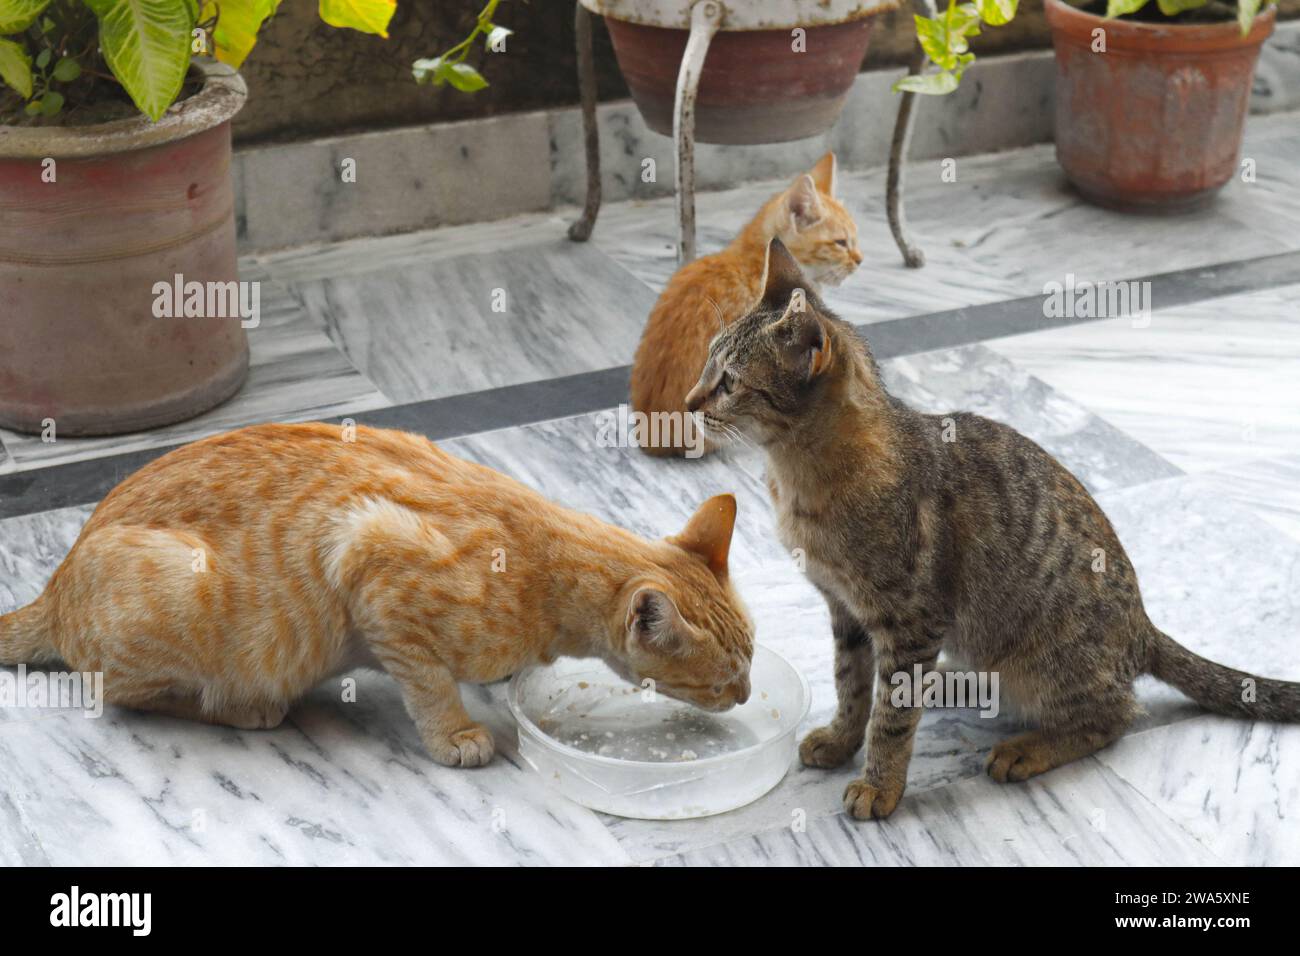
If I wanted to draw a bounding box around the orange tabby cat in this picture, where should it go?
[629,152,862,457]
[0,423,754,767]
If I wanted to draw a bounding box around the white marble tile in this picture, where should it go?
[586,113,1300,325]
[987,283,1300,475]
[0,284,391,472]
[1189,454,1300,544]
[0,673,629,866]
[249,210,569,285]
[881,345,1180,494]
[1095,716,1300,867]
[288,237,659,404]
[658,756,1221,866]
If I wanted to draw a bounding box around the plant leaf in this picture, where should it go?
[0,0,52,35]
[318,0,395,38]
[0,35,32,98]
[1155,0,1207,14]
[52,55,81,81]
[974,0,1018,27]
[893,70,961,95]
[84,0,195,121]
[1237,0,1261,34]
[445,61,487,92]
[207,0,282,69]
[1106,0,1151,16]
[412,55,444,84]
[38,87,61,114]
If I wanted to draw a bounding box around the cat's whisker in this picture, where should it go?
[703,295,725,334]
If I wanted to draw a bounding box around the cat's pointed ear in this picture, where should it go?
[626,587,688,653]
[810,151,837,197]
[786,174,825,230]
[760,237,808,311]
[772,305,834,382]
[673,493,737,579]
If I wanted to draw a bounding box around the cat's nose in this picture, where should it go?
[731,676,751,705]
[685,384,706,412]
[850,249,863,265]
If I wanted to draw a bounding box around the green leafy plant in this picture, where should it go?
[1106,0,1262,34]
[0,0,398,122]
[899,0,1270,96]
[895,0,1018,95]
[412,0,510,93]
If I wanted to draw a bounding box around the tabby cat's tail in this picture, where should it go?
[0,598,57,666]
[1148,627,1300,722]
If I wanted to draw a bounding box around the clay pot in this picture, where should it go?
[597,3,883,145]
[1046,0,1276,210]
[0,61,249,436]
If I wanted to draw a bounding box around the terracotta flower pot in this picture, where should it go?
[1045,0,1276,211]
[587,0,893,145]
[0,61,249,437]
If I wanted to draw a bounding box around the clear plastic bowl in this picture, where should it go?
[507,644,810,820]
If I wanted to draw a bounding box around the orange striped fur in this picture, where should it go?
[0,423,754,767]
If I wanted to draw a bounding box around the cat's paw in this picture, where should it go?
[843,778,904,820]
[427,724,496,768]
[799,726,861,769]
[986,737,1052,783]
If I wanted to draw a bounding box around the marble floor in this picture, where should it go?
[1,114,1298,866]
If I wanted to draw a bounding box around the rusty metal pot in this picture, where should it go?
[1046,0,1276,210]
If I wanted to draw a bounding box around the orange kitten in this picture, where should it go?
[0,423,754,767]
[629,152,862,457]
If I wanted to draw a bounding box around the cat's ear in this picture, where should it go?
[809,152,837,197]
[760,237,808,311]
[672,493,737,579]
[785,174,825,230]
[771,304,834,382]
[626,587,689,653]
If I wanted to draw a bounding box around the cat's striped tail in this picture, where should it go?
[0,598,58,666]
[1148,627,1300,722]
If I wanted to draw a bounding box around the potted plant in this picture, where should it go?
[0,1,396,437]
[1044,0,1275,209]
[899,0,1276,210]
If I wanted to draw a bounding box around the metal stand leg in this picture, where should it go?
[673,0,723,265]
[886,0,937,269]
[568,2,602,242]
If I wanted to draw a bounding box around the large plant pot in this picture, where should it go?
[585,0,895,145]
[1046,0,1275,211]
[0,61,249,437]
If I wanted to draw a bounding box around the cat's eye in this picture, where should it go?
[718,371,735,395]
[835,238,850,248]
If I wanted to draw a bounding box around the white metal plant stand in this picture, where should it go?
[567,0,939,268]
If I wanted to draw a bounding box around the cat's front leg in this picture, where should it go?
[843,623,942,820]
[800,594,874,769]
[368,634,495,768]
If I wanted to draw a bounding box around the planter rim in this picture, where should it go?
[1044,0,1276,46]
[578,0,899,30]
[0,60,245,160]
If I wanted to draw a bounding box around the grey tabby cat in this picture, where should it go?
[685,237,1300,820]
